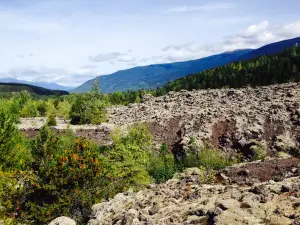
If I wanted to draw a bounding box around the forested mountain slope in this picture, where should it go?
[71,49,251,93]
[0,78,72,91]
[0,82,69,95]
[154,46,300,95]
[103,46,300,105]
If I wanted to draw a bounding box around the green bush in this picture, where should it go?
[20,100,38,117]
[0,170,34,223]
[47,114,57,126]
[57,100,71,119]
[0,109,31,170]
[20,126,112,224]
[37,101,47,116]
[108,123,152,193]
[250,144,267,160]
[69,95,107,125]
[178,143,232,171]
[148,143,177,183]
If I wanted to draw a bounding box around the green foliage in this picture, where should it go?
[20,100,38,117]
[37,101,47,116]
[148,143,177,183]
[179,144,232,171]
[250,144,267,160]
[108,123,152,192]
[56,100,71,119]
[69,94,108,125]
[21,126,112,224]
[0,109,31,170]
[47,114,57,126]
[198,166,216,183]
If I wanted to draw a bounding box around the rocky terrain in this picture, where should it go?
[48,156,300,225]
[109,82,300,158]
[20,83,300,158]
[24,82,299,225]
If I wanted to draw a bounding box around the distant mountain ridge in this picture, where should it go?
[71,36,300,93]
[71,49,252,93]
[0,82,69,95]
[0,78,72,91]
[238,37,300,61]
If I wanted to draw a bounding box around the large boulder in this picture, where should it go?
[48,216,76,225]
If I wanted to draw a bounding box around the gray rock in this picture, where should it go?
[48,216,76,225]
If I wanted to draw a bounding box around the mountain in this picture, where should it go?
[238,37,300,61]
[72,37,300,94]
[71,49,252,93]
[151,46,300,96]
[0,78,72,91]
[0,82,69,95]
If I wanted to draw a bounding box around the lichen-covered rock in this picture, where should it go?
[108,82,300,157]
[48,216,76,225]
[88,158,300,225]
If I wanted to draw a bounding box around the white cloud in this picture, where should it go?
[117,55,135,63]
[157,20,300,63]
[165,2,235,14]
[89,52,121,62]
[90,52,135,63]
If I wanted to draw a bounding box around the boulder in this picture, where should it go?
[48,216,76,225]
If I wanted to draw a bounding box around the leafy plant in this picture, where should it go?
[0,109,31,170]
[47,114,57,126]
[108,123,152,192]
[148,143,177,183]
[21,126,112,224]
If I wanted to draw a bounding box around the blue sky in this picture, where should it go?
[0,0,300,86]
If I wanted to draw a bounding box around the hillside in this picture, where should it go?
[71,49,251,93]
[0,82,69,95]
[0,78,72,91]
[151,45,300,95]
[239,36,300,61]
[72,37,300,94]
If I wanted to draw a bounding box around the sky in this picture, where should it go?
[0,0,300,87]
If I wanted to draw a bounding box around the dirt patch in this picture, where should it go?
[75,128,112,146]
[148,116,183,153]
[21,127,112,146]
[263,117,285,148]
[218,158,300,185]
[210,119,237,149]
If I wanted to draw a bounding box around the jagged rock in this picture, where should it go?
[87,159,300,224]
[216,199,240,210]
[281,184,292,192]
[48,216,76,225]
[183,167,202,176]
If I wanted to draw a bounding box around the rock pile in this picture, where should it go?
[83,158,300,225]
[109,83,300,157]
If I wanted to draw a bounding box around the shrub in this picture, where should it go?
[250,144,267,160]
[37,101,47,116]
[148,143,177,183]
[20,126,112,224]
[179,143,232,170]
[0,170,35,223]
[69,95,107,125]
[20,100,38,117]
[108,123,152,193]
[57,100,72,119]
[47,114,57,126]
[198,166,216,183]
[0,109,31,170]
